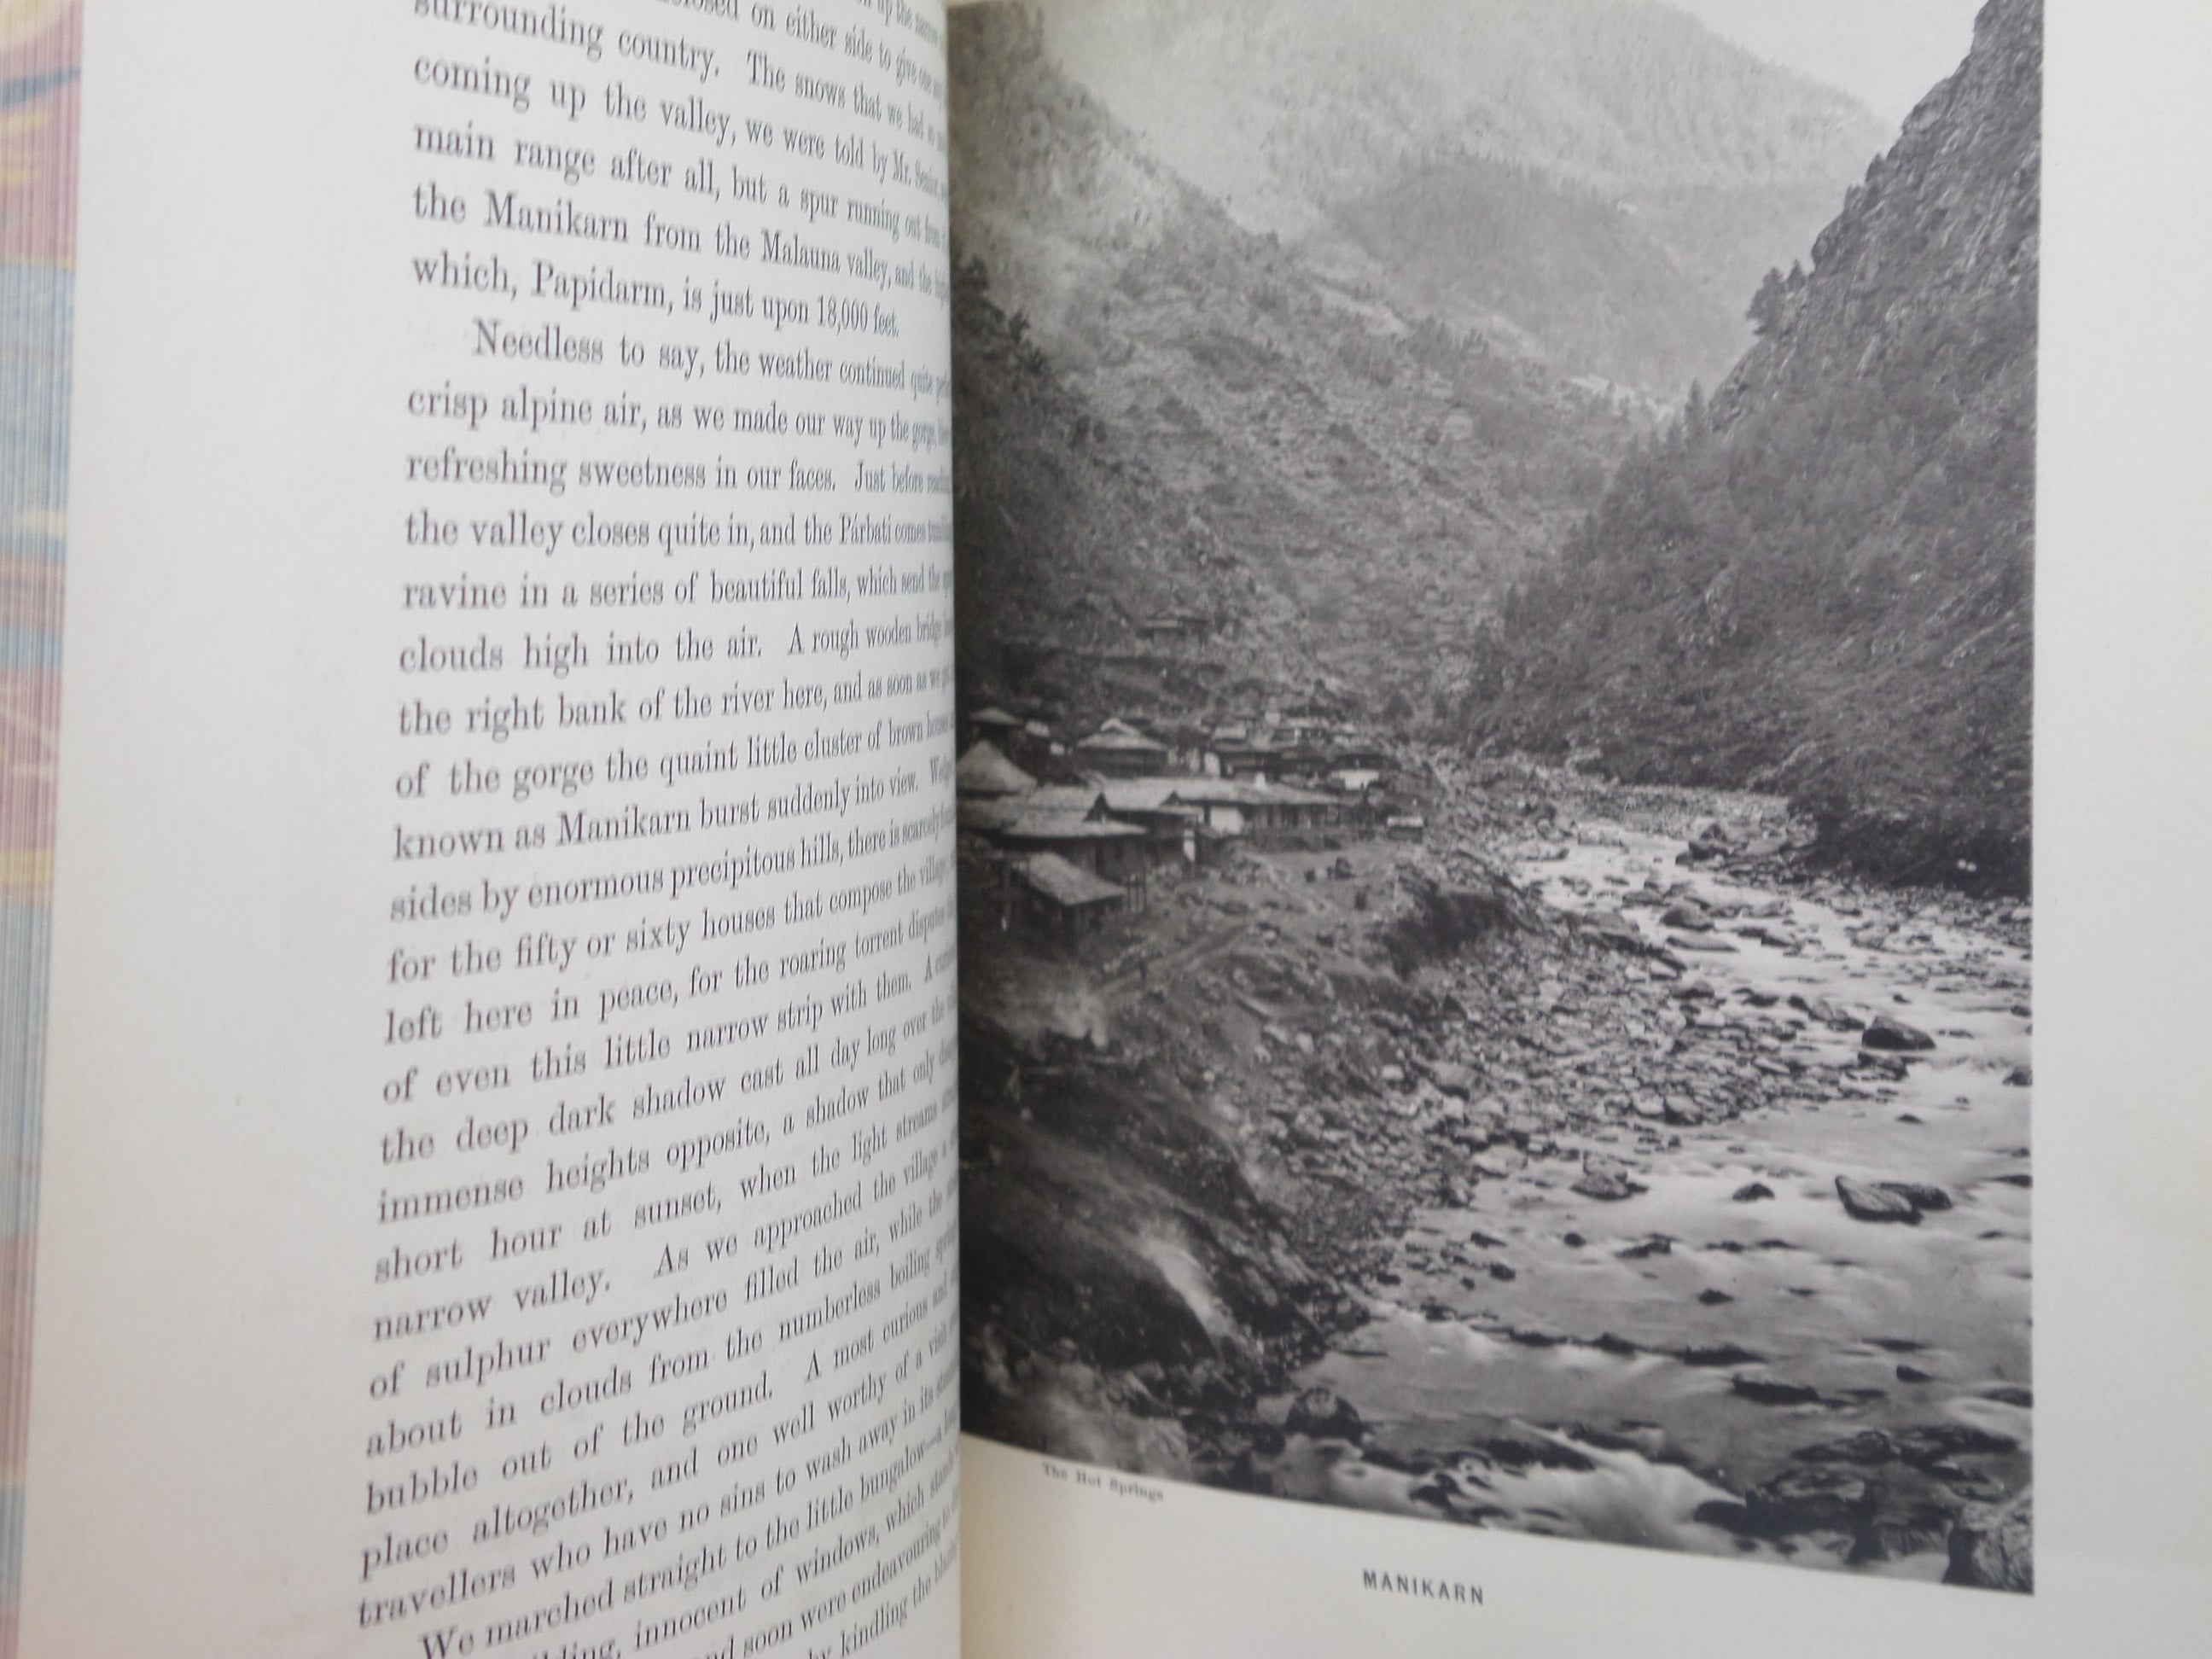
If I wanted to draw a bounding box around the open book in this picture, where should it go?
[2,0,2206,1652]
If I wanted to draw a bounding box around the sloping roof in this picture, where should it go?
[969,784,1145,847]
[969,707,1023,730]
[1149,719,1211,747]
[1170,778,1336,809]
[1077,726,1170,755]
[1002,812,1146,845]
[1099,777,1197,814]
[1024,785,1110,818]
[1015,854,1126,910]
[957,741,1038,799]
[958,796,1029,836]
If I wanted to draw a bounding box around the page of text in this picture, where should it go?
[20,3,958,1655]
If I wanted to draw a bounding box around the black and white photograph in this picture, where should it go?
[952,0,2037,1587]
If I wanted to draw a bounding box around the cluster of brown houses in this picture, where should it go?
[958,705,1406,946]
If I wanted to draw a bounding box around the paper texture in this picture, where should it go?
[18,3,959,1654]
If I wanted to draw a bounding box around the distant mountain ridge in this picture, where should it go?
[950,3,1638,726]
[1469,0,2040,891]
[1030,0,1893,394]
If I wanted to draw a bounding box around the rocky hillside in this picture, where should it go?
[1468,0,2040,892]
[952,261,1295,720]
[1030,0,1890,395]
[951,3,1639,725]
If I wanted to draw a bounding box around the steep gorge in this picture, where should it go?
[1469,0,2040,892]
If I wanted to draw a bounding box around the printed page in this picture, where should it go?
[951,0,2211,1651]
[15,3,959,1655]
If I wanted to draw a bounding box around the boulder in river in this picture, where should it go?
[1662,900,1714,932]
[1861,1014,1936,1052]
[1945,1487,2034,1593]
[1792,1430,1897,1465]
[1573,1155,1647,1202]
[1286,1388,1366,1443]
[1877,1180,1953,1213]
[1789,995,1866,1031]
[1837,1176,1923,1224]
[1895,1423,2020,1467]
[1731,1466,1878,1534]
[1732,923,1804,951]
[1732,1181,1776,1203]
[1679,1343,1764,1368]
[1423,1059,1476,1099]
[1581,910,1649,953]
[1474,1429,1598,1473]
[1408,1474,1458,1511]
[1731,1376,1823,1406]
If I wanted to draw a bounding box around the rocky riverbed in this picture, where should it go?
[960,759,2032,1590]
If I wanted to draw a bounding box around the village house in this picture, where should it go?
[1208,724,1281,782]
[1012,718,1058,774]
[956,740,1039,800]
[965,706,1026,752]
[985,785,1155,896]
[1073,718,1173,778]
[1009,853,1128,948]
[1097,778,1207,867]
[1167,778,1367,849]
[1147,719,1214,777]
[957,794,1029,843]
[1326,731,1393,794]
[963,704,1061,773]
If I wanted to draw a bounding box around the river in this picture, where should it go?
[1257,791,2032,1578]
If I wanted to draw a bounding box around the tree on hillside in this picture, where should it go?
[1748,266,1789,336]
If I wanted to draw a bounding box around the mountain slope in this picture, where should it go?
[1029,0,1891,394]
[951,4,1637,725]
[1469,0,2040,892]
